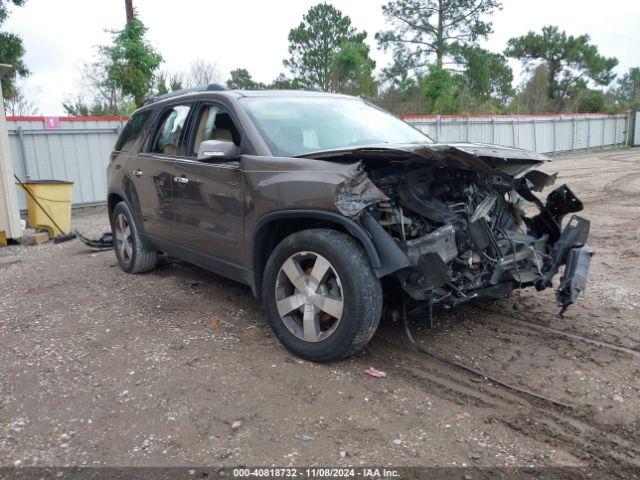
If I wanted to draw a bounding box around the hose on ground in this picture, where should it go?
[401,296,573,410]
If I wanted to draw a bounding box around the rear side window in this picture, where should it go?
[151,105,191,156]
[114,110,152,152]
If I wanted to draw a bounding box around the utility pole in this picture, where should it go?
[125,0,134,24]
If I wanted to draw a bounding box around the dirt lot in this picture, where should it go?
[1,148,639,469]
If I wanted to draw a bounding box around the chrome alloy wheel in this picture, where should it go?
[114,213,133,264]
[275,251,344,342]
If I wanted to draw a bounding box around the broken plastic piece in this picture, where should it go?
[364,367,387,378]
[74,230,113,250]
[335,166,388,217]
[557,244,594,315]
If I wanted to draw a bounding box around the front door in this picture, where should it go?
[170,103,244,266]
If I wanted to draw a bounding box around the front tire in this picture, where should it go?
[110,201,157,274]
[262,229,382,362]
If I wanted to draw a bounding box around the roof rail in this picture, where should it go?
[143,83,228,105]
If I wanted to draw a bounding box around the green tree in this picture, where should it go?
[100,18,163,106]
[454,45,512,102]
[505,26,618,102]
[376,0,502,71]
[283,3,376,95]
[419,65,457,108]
[0,0,29,100]
[330,40,377,97]
[507,64,553,114]
[575,89,605,113]
[72,57,126,115]
[269,73,305,90]
[376,84,428,115]
[416,62,507,114]
[227,68,265,89]
[4,81,37,115]
[615,67,640,109]
[156,71,184,95]
[62,97,111,116]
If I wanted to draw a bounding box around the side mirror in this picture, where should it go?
[197,140,240,162]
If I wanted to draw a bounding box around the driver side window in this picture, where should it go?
[192,105,241,158]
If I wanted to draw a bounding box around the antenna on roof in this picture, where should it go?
[206,83,227,91]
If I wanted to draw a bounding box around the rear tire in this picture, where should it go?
[110,201,157,274]
[262,229,382,362]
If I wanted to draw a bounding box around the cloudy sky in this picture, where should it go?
[4,0,640,115]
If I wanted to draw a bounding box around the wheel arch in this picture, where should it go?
[251,210,382,298]
[107,190,126,218]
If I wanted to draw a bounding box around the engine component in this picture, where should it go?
[405,225,457,264]
[363,161,590,311]
[470,194,496,223]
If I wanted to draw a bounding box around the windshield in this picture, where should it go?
[239,96,432,157]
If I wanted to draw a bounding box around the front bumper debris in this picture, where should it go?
[556,244,594,315]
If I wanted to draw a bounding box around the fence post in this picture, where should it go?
[552,117,557,153]
[491,116,495,144]
[587,116,592,150]
[602,116,606,147]
[16,127,30,180]
[465,117,469,142]
[436,116,440,143]
[532,120,538,152]
[512,119,517,148]
[572,117,576,150]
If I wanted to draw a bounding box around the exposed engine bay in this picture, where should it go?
[307,143,594,315]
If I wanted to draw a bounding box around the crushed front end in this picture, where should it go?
[315,143,594,314]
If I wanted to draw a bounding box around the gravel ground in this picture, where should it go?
[1,148,639,469]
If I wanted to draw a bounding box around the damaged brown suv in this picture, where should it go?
[107,85,592,361]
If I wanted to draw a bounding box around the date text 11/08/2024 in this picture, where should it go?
[231,467,400,478]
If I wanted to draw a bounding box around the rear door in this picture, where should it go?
[170,102,245,265]
[134,103,193,238]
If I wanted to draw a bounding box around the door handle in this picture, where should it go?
[174,176,189,184]
[133,169,143,177]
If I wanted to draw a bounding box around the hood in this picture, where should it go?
[298,142,551,177]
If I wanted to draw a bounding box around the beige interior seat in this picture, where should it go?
[163,144,176,155]
[212,129,233,142]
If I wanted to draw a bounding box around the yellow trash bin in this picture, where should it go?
[18,180,74,239]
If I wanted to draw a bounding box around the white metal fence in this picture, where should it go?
[8,117,125,210]
[404,113,630,153]
[7,113,633,209]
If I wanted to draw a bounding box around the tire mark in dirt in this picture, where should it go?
[472,306,640,359]
[483,297,640,349]
[364,328,640,468]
